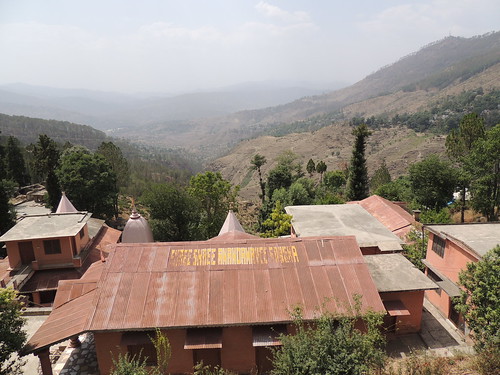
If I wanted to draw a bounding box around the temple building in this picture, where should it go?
[26,210,436,375]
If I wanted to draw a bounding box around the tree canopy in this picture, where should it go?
[464,124,500,221]
[56,146,118,218]
[408,155,457,209]
[457,245,500,351]
[0,288,27,375]
[188,171,239,239]
[141,183,201,241]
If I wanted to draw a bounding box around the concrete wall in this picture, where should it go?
[380,290,425,334]
[425,233,477,319]
[426,234,477,283]
[7,237,74,269]
[221,326,255,373]
[6,228,90,270]
[95,327,261,375]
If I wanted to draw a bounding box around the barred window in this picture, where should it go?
[431,235,446,258]
[44,239,61,255]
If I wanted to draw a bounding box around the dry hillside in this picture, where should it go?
[211,125,446,201]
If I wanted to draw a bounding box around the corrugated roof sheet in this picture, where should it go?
[89,236,384,331]
[23,288,96,354]
[351,195,415,239]
[26,236,385,353]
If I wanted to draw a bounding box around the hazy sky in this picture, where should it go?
[0,0,498,93]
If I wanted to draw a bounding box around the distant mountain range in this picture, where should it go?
[0,31,499,201]
[0,81,344,132]
[112,32,500,156]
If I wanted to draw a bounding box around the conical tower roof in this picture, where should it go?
[121,206,154,243]
[208,210,259,241]
[56,192,78,213]
[218,210,245,235]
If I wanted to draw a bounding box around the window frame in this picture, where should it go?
[43,239,62,255]
[431,235,446,258]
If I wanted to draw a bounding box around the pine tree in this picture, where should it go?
[5,136,28,186]
[306,159,316,177]
[346,124,371,201]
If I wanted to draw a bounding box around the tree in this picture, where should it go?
[97,141,130,189]
[316,160,327,183]
[250,154,267,204]
[346,124,371,201]
[0,288,27,375]
[322,170,346,192]
[464,124,500,221]
[306,159,316,177]
[370,159,391,192]
[141,183,201,241]
[188,171,239,239]
[408,155,458,209]
[5,136,28,186]
[456,246,499,353]
[56,146,118,218]
[266,151,303,200]
[260,201,292,238]
[374,176,413,203]
[0,181,15,235]
[401,227,428,271]
[446,113,485,222]
[97,142,130,218]
[271,300,385,375]
[32,135,62,211]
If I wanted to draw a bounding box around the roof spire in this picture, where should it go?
[56,192,78,213]
[121,201,154,243]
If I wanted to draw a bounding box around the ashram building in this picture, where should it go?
[0,194,121,305]
[423,223,500,333]
[285,204,437,334]
[26,210,437,375]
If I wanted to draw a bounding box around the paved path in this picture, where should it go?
[22,314,49,375]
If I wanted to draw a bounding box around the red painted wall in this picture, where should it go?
[380,290,425,334]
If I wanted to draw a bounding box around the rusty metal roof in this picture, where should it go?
[89,236,384,331]
[23,287,97,354]
[20,268,82,293]
[25,236,385,353]
[352,195,415,239]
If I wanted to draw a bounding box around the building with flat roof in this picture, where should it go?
[423,223,500,333]
[348,195,416,239]
[0,195,121,306]
[26,210,439,375]
[285,204,404,254]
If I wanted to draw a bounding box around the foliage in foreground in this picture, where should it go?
[110,328,171,375]
[271,300,386,375]
[456,245,500,352]
[0,288,27,375]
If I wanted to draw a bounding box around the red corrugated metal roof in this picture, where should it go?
[90,236,384,330]
[23,288,96,354]
[25,236,385,353]
[352,195,415,239]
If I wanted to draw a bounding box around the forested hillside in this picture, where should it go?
[117,32,500,157]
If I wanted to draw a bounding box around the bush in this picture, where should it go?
[271,299,386,375]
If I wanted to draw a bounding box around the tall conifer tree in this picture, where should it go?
[346,124,371,201]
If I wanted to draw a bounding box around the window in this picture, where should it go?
[43,239,61,255]
[426,268,442,296]
[128,344,157,366]
[431,235,446,258]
